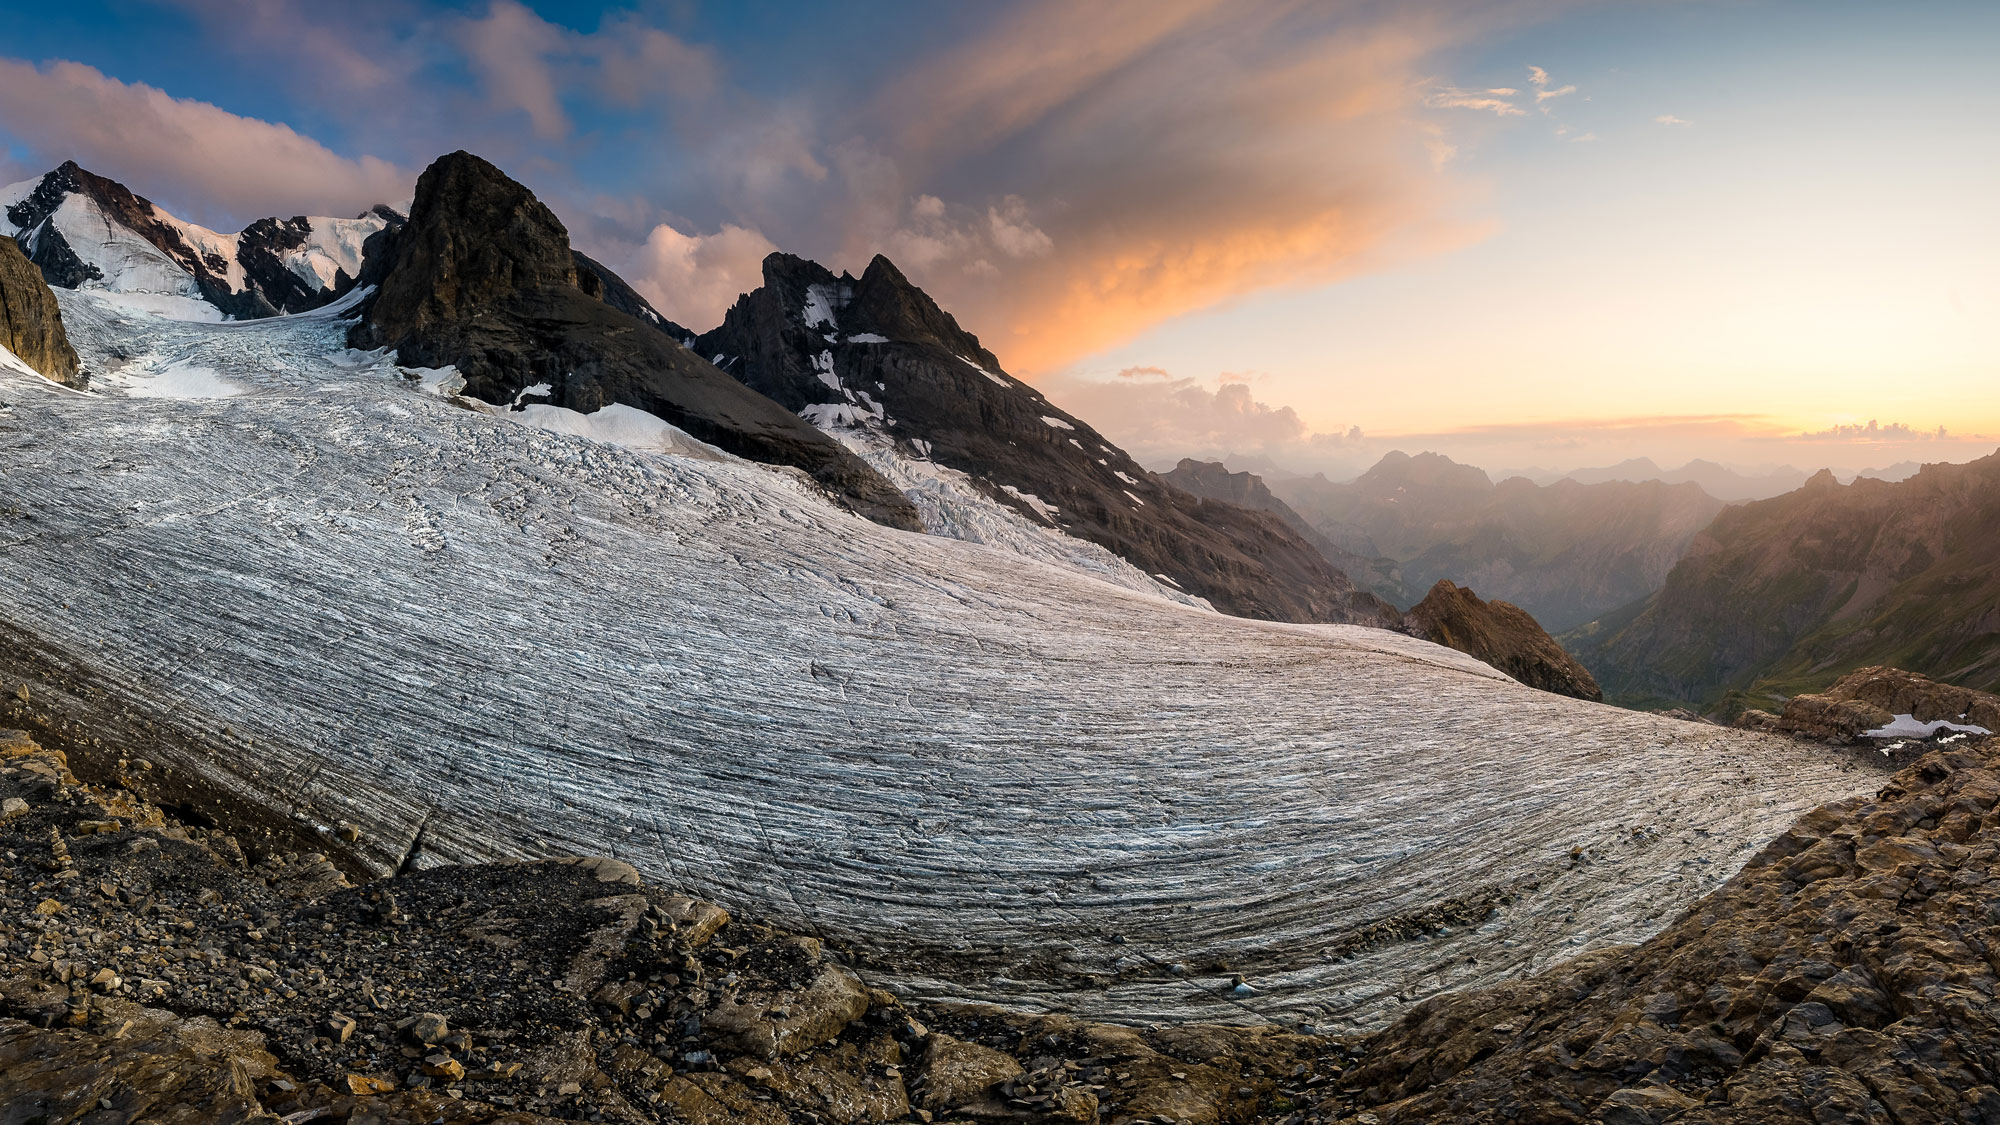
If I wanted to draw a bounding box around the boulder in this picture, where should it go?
[1775,666,2000,743]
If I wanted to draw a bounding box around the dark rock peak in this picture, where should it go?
[1163,458,1277,509]
[700,250,1396,626]
[0,235,81,385]
[352,151,920,531]
[1406,580,1602,701]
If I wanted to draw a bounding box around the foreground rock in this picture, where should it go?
[0,728,1336,1122]
[0,234,79,384]
[1739,665,2000,745]
[350,151,920,531]
[1405,580,1603,702]
[1309,736,2000,1124]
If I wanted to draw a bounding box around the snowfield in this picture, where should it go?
[0,293,1878,1031]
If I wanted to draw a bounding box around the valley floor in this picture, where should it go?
[0,292,1884,1032]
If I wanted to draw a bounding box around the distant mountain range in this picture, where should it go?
[1507,457,1924,502]
[1270,451,1725,631]
[1566,454,2000,713]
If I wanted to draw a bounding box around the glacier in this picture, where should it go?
[0,290,1879,1032]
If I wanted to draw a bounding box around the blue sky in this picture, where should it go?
[2,0,1995,476]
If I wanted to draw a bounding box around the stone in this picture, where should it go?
[706,945,870,1060]
[404,1011,449,1045]
[325,1012,358,1043]
[346,1072,397,1095]
[0,796,26,821]
[914,1032,1025,1112]
[423,1053,466,1081]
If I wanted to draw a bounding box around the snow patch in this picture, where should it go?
[847,333,890,344]
[1124,490,1146,507]
[812,350,841,392]
[282,215,389,294]
[48,195,207,303]
[1114,470,1139,486]
[802,283,840,331]
[114,359,247,400]
[999,484,1058,523]
[508,402,728,462]
[1041,415,1075,431]
[958,355,1009,386]
[1863,714,1994,739]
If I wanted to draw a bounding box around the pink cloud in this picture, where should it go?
[0,58,409,227]
[621,221,781,331]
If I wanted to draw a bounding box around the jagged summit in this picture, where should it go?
[1,160,402,319]
[351,151,920,530]
[699,250,1398,625]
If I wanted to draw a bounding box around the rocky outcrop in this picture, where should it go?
[0,727,1327,1123]
[1273,451,1725,631]
[1310,738,2000,1124]
[1570,453,2000,712]
[1742,665,2000,744]
[350,152,920,530]
[1406,580,1602,701]
[699,253,1397,625]
[0,235,79,385]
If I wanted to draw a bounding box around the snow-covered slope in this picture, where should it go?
[2,163,397,319]
[0,293,1879,1031]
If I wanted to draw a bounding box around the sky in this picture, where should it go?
[1,0,1994,479]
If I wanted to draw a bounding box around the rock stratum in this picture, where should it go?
[1570,455,2000,714]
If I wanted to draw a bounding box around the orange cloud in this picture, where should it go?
[836,0,1543,376]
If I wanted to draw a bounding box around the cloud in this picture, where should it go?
[1526,64,1576,115]
[1654,114,1691,126]
[1042,369,1369,473]
[1425,86,1526,116]
[457,1,720,143]
[1789,420,1975,443]
[0,58,409,227]
[620,221,781,331]
[460,0,571,140]
[841,0,1527,374]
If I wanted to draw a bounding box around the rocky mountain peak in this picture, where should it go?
[351,151,920,531]
[849,253,988,359]
[1407,580,1603,701]
[360,150,578,349]
[1355,450,1494,496]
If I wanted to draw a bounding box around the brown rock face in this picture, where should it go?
[1407,580,1602,701]
[1315,739,2000,1124]
[352,152,921,531]
[0,235,80,385]
[1770,665,2000,744]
